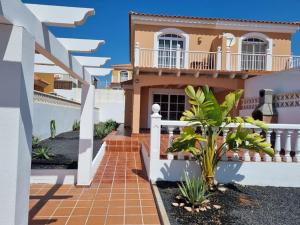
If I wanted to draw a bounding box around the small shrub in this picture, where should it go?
[32,136,40,149]
[50,120,56,139]
[104,119,119,130]
[178,173,209,209]
[72,120,80,131]
[94,123,109,139]
[32,146,54,160]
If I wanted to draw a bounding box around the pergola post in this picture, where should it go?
[77,83,95,185]
[0,24,35,225]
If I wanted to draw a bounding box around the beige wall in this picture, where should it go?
[112,69,133,83]
[133,24,292,69]
[124,89,133,127]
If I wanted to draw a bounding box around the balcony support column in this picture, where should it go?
[266,48,272,71]
[216,46,222,70]
[226,46,231,71]
[132,85,141,134]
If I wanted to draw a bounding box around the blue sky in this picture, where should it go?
[23,0,300,87]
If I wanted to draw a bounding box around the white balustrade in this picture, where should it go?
[253,129,262,162]
[264,130,273,162]
[150,104,300,165]
[274,130,283,162]
[283,130,293,162]
[135,44,300,73]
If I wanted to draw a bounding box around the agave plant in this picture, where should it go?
[168,85,274,190]
[32,136,40,149]
[32,146,53,160]
[178,173,209,209]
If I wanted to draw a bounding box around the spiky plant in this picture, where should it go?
[168,85,274,190]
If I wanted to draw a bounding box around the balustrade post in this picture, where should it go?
[242,143,251,162]
[266,48,272,71]
[264,129,273,162]
[289,56,294,69]
[293,130,300,162]
[221,128,229,161]
[283,130,293,162]
[149,104,162,181]
[226,46,231,71]
[216,46,222,70]
[176,44,181,69]
[167,126,175,160]
[134,42,140,67]
[274,130,283,162]
[253,129,262,162]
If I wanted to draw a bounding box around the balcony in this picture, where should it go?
[134,43,300,73]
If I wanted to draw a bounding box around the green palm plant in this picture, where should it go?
[168,85,274,190]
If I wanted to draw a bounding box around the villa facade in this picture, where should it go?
[121,12,300,134]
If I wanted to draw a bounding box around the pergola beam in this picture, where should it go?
[74,56,110,67]
[57,38,104,53]
[85,68,112,76]
[25,4,94,27]
[34,64,67,74]
[0,0,100,84]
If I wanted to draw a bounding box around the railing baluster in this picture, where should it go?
[294,130,300,162]
[253,129,262,161]
[283,130,293,162]
[221,128,229,161]
[274,129,283,162]
[264,129,273,162]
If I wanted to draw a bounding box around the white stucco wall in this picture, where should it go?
[55,88,125,123]
[240,69,300,124]
[33,103,80,140]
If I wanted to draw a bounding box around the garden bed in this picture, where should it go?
[157,181,300,225]
[31,131,102,169]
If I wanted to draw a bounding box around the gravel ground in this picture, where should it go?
[32,131,102,169]
[157,181,300,225]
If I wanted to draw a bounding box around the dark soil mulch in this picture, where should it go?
[31,131,102,169]
[157,181,300,225]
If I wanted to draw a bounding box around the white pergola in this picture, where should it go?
[0,1,111,224]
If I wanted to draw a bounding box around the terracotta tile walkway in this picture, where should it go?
[29,152,161,225]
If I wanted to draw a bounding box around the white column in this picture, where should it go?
[253,129,262,162]
[0,24,35,225]
[149,104,162,182]
[283,130,293,162]
[264,129,273,162]
[274,130,283,162]
[176,44,181,69]
[293,130,300,162]
[266,48,272,71]
[134,42,140,67]
[221,128,229,161]
[216,46,222,70]
[226,47,231,71]
[77,84,95,185]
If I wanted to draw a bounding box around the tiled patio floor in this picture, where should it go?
[29,152,161,225]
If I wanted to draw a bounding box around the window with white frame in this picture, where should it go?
[120,70,128,82]
[241,38,268,70]
[152,93,185,120]
[158,34,184,68]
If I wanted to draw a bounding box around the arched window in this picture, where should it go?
[158,33,185,68]
[241,37,268,70]
[120,70,128,82]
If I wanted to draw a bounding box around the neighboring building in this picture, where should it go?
[110,64,133,89]
[123,12,300,134]
[34,73,55,93]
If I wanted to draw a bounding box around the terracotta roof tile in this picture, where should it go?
[130,11,300,26]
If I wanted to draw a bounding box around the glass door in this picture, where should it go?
[153,93,185,120]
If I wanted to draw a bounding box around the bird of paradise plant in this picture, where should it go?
[167,85,274,190]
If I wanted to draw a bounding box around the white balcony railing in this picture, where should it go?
[135,42,300,72]
[150,104,300,163]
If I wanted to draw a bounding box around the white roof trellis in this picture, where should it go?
[0,0,111,84]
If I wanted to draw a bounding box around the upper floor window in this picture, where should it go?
[241,37,268,70]
[158,34,184,68]
[120,70,128,82]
